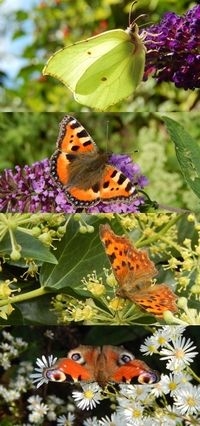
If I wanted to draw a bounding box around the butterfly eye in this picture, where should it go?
[119,351,135,365]
[138,370,160,384]
[45,369,66,382]
[69,351,85,364]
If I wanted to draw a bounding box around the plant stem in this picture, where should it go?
[187,366,200,384]
[136,214,182,247]
[0,287,49,307]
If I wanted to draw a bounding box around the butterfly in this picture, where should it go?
[44,345,159,387]
[43,19,146,111]
[50,115,137,208]
[99,224,178,318]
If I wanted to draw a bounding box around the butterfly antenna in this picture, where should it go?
[129,1,146,26]
[129,1,138,26]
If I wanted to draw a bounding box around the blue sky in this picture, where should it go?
[0,0,38,85]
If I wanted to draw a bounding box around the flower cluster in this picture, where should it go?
[0,331,71,424]
[0,155,148,213]
[0,330,28,369]
[144,5,200,90]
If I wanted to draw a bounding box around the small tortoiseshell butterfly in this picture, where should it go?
[99,224,178,318]
[43,345,159,387]
[50,115,137,208]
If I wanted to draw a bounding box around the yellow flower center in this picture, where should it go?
[84,389,94,399]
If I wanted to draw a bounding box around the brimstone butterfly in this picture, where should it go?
[43,20,146,111]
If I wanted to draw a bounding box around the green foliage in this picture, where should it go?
[0,112,60,169]
[163,116,200,200]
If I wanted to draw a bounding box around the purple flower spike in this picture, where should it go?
[0,155,148,213]
[144,5,200,89]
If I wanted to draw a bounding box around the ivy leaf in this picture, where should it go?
[40,216,107,294]
[163,116,200,199]
[0,230,58,264]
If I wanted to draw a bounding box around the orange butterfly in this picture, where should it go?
[50,115,137,208]
[99,224,178,318]
[44,345,159,387]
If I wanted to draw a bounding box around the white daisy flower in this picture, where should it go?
[57,413,76,425]
[117,398,144,424]
[83,416,99,426]
[119,384,152,403]
[160,336,198,371]
[149,373,171,397]
[154,373,183,396]
[158,326,186,342]
[30,354,57,388]
[27,395,48,423]
[173,383,200,415]
[149,330,170,348]
[72,383,102,411]
[140,336,159,355]
[99,413,126,425]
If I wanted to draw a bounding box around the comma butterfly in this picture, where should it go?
[50,115,137,208]
[99,224,178,318]
[44,345,159,387]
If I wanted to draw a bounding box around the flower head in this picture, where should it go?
[144,5,200,90]
[72,383,102,411]
[27,395,48,423]
[173,383,200,415]
[160,336,198,371]
[30,354,58,388]
[57,413,76,426]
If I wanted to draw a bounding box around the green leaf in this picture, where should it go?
[40,216,107,292]
[0,230,58,264]
[17,295,58,325]
[163,116,200,199]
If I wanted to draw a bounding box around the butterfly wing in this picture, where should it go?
[102,346,159,384]
[46,346,98,383]
[55,115,97,153]
[43,28,145,110]
[43,30,125,93]
[45,358,92,383]
[113,360,159,384]
[99,223,157,289]
[132,283,178,318]
[98,164,137,204]
[50,115,98,188]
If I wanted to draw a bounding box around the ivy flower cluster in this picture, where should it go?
[144,5,200,90]
[0,212,67,319]
[0,155,148,213]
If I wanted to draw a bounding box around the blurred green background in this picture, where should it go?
[0,0,199,112]
[0,111,200,210]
